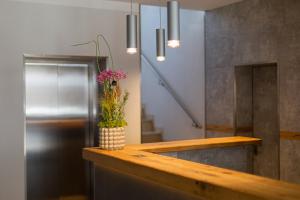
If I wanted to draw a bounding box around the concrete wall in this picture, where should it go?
[235,64,280,179]
[252,65,279,179]
[0,1,141,199]
[161,146,254,174]
[141,5,205,141]
[205,0,300,184]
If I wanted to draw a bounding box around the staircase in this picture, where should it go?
[141,105,163,143]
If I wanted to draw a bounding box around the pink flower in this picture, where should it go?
[114,69,127,79]
[97,69,127,84]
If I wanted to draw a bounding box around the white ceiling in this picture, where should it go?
[109,0,243,10]
[11,0,243,11]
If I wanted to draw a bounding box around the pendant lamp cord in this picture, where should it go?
[159,0,162,28]
[131,0,133,15]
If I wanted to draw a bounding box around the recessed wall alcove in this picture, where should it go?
[234,63,280,179]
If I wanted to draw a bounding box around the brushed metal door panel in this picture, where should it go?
[26,64,60,200]
[57,65,89,199]
[58,66,89,119]
[26,65,58,119]
[25,59,93,200]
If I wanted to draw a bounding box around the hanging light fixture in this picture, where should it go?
[156,0,166,61]
[167,0,180,48]
[156,29,165,62]
[126,0,137,54]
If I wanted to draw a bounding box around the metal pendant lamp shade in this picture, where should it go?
[126,14,137,54]
[167,0,180,48]
[156,28,166,62]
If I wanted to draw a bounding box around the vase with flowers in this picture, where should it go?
[97,69,129,150]
[73,34,129,150]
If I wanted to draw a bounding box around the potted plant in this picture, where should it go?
[73,34,129,150]
[97,69,129,150]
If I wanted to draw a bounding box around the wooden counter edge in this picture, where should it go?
[127,136,262,153]
[83,140,300,200]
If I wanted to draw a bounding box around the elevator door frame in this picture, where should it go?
[23,54,106,200]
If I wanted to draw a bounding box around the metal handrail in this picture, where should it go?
[141,52,202,129]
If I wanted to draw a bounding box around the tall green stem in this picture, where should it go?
[97,34,114,70]
[72,34,114,71]
[72,40,101,73]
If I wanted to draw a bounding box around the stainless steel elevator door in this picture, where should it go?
[25,60,92,200]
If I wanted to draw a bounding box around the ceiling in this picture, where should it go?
[109,0,243,10]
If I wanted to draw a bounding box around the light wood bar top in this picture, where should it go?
[128,136,261,153]
[83,136,300,200]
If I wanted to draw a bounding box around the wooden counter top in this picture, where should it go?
[128,136,261,153]
[83,136,300,200]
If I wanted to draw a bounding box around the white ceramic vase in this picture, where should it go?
[99,127,125,150]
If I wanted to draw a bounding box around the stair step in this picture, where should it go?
[142,129,162,135]
[141,105,146,119]
[142,117,154,132]
[141,131,163,143]
[142,116,153,122]
[141,105,162,143]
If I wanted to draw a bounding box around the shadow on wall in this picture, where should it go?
[235,64,279,180]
